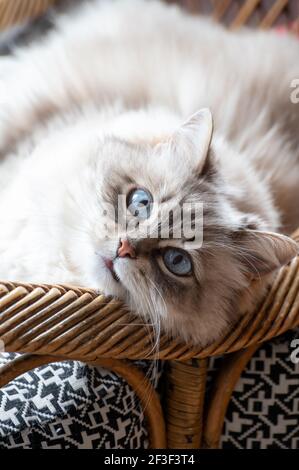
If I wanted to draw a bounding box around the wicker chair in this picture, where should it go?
[0,0,299,449]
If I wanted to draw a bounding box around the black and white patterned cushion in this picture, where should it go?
[207,329,299,449]
[220,330,299,449]
[0,355,162,449]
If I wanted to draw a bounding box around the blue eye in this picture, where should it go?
[163,248,192,276]
[127,188,153,220]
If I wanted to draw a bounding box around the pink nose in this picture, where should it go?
[118,239,136,259]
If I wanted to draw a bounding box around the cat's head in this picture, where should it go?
[35,108,298,345]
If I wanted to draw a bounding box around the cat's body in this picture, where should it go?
[0,0,298,344]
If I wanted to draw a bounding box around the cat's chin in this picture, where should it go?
[88,263,127,300]
[97,279,127,301]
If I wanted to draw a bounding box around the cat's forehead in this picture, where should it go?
[99,136,203,197]
[98,136,229,240]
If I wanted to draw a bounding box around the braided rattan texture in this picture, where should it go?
[168,0,299,28]
[0,0,58,30]
[165,359,208,448]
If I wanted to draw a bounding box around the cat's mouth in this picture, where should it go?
[103,257,120,283]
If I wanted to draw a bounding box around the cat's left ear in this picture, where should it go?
[172,108,213,174]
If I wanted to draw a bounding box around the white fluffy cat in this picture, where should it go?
[0,0,298,345]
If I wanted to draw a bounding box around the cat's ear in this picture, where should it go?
[235,230,298,276]
[172,108,213,174]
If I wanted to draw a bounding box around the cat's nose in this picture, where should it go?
[118,238,136,259]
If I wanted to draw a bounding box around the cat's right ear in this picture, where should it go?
[171,108,213,174]
[234,229,298,277]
